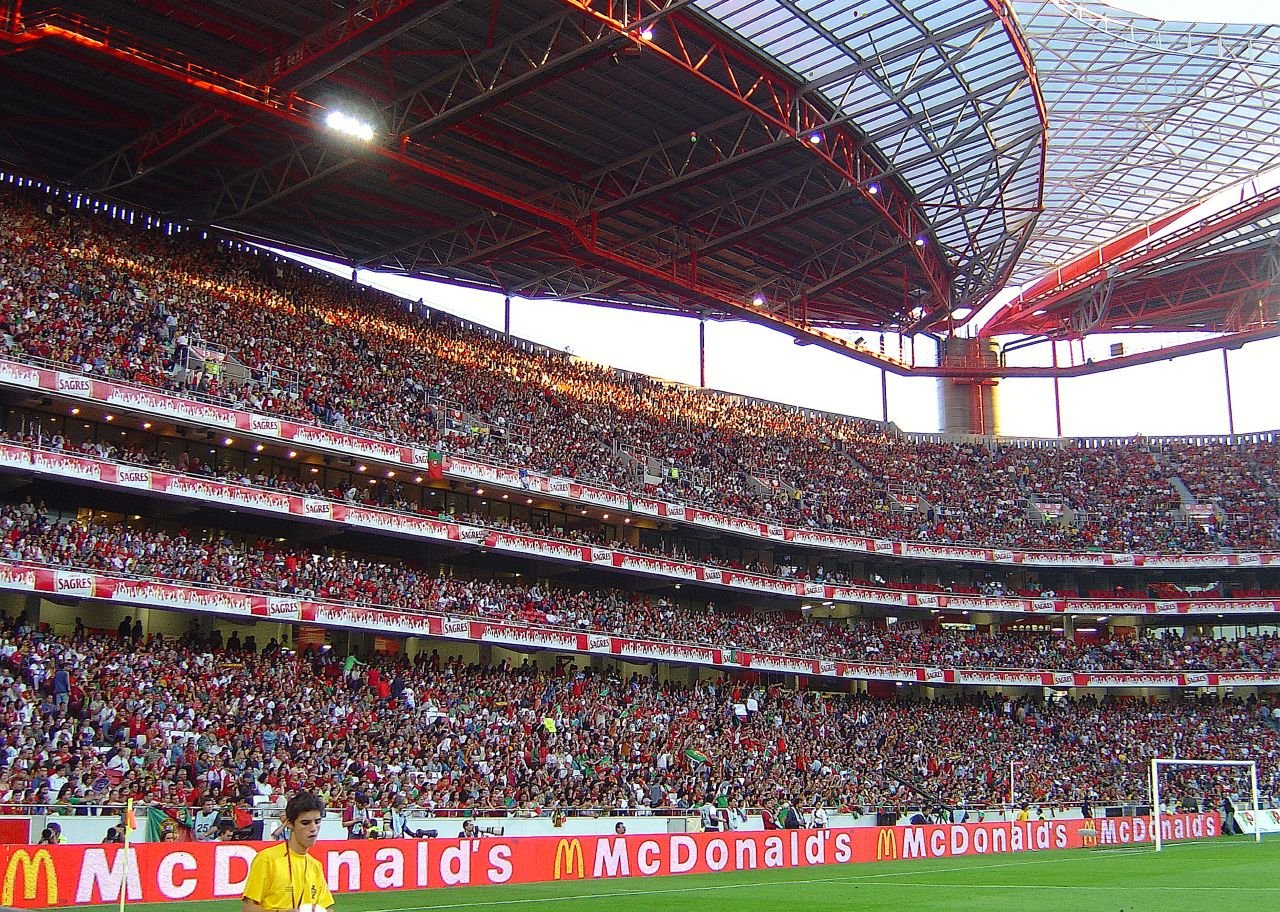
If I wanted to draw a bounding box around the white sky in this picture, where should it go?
[1100,0,1280,25]
[279,253,1279,438]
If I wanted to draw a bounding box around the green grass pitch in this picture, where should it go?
[65,837,1278,912]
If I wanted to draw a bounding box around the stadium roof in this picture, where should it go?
[1007,1,1280,285]
[0,0,1043,335]
[0,0,1276,353]
[972,2,1280,343]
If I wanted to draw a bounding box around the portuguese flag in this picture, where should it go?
[427,449,444,481]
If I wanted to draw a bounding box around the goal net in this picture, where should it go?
[1150,758,1260,851]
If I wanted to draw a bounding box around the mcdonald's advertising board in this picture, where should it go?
[0,813,1217,907]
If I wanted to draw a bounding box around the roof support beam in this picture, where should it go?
[557,0,953,311]
[78,0,462,192]
[201,8,644,224]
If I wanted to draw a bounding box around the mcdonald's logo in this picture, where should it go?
[875,828,898,861]
[3,849,58,905]
[553,839,585,880]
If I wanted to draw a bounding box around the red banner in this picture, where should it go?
[0,814,1217,907]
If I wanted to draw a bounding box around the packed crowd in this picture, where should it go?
[9,426,1278,603]
[0,620,1275,822]
[4,498,1280,675]
[1,187,1277,553]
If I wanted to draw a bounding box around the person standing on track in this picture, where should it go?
[243,792,334,912]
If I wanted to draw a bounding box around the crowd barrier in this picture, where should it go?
[0,813,1218,907]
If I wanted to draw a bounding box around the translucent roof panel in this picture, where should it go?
[1009,0,1280,284]
[693,0,1049,311]
[694,0,1280,314]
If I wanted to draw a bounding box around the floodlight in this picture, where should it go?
[324,110,375,142]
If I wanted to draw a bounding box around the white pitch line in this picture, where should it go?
[78,840,1266,911]
[841,883,1280,892]
[373,850,1187,912]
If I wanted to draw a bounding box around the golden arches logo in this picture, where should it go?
[875,828,898,861]
[3,849,58,905]
[553,839,585,880]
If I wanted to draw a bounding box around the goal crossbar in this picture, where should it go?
[1151,758,1260,851]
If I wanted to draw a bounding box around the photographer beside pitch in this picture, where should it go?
[243,793,334,912]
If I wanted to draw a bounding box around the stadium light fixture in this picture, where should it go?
[915,236,927,247]
[867,182,880,195]
[639,25,654,40]
[752,291,766,307]
[806,131,823,145]
[324,110,375,142]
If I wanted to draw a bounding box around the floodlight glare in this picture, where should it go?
[867,182,880,195]
[751,292,766,306]
[325,110,375,141]
[639,25,654,40]
[806,131,823,144]
[915,236,927,247]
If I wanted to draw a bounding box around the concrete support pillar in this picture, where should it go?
[938,337,1001,435]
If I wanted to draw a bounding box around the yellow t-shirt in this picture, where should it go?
[243,843,334,912]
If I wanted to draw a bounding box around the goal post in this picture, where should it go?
[1150,758,1260,851]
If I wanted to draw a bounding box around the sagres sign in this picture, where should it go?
[3,849,57,905]
[553,839,585,879]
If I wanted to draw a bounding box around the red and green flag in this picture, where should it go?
[427,449,444,481]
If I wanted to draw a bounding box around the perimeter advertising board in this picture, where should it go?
[0,814,1216,907]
